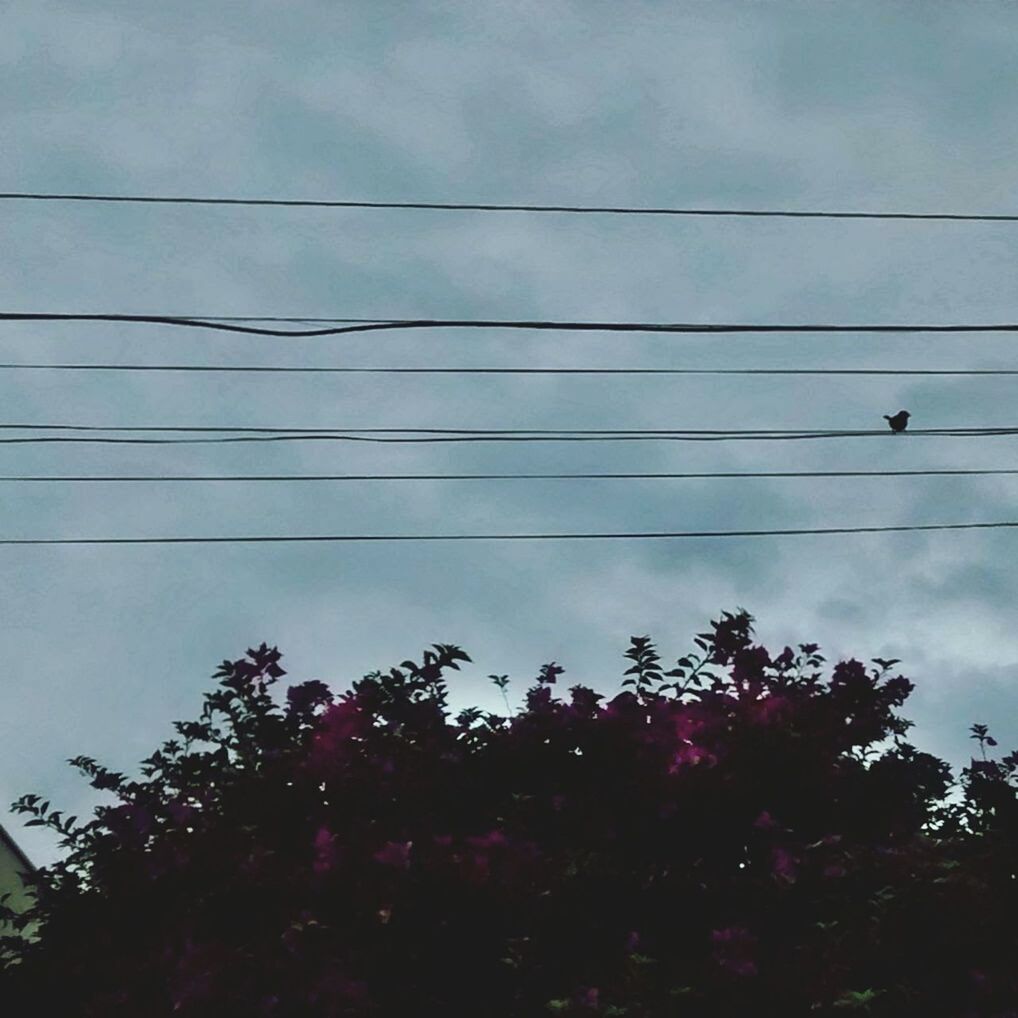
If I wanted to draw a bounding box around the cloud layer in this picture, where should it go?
[3,0,1018,863]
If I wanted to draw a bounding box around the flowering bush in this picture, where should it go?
[2,611,1017,1016]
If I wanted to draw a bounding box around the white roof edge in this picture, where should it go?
[0,821,35,874]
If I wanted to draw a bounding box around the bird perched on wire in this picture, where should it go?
[883,410,910,432]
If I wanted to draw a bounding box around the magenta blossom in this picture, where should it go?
[466,829,507,850]
[711,926,758,977]
[313,826,340,875]
[373,840,412,869]
[308,697,369,772]
[749,694,790,724]
[668,742,718,772]
[771,846,798,883]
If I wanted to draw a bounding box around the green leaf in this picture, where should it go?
[628,952,658,965]
[833,988,883,1009]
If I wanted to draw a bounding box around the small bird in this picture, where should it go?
[883,410,910,432]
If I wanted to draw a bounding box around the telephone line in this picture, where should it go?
[5,424,1018,435]
[3,191,1018,223]
[2,428,1018,446]
[5,423,1018,435]
[3,520,1018,546]
[2,362,1017,378]
[6,313,1018,338]
[2,468,1017,483]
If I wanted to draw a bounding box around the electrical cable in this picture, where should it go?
[7,313,1018,338]
[3,520,1018,546]
[2,362,1017,377]
[1,427,1016,445]
[9,424,1011,434]
[1,468,1017,483]
[3,191,1018,223]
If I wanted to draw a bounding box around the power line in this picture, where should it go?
[3,191,1018,223]
[3,468,1018,483]
[3,362,1018,377]
[6,424,1018,435]
[7,313,1018,338]
[3,521,1018,546]
[194,317,402,324]
[5,424,1004,433]
[2,427,1017,445]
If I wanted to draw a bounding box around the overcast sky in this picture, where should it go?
[4,1,1018,865]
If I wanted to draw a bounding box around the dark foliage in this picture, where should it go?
[2,612,1017,1016]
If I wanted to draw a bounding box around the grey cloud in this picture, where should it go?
[5,0,1018,865]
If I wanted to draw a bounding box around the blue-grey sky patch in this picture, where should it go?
[3,0,1018,864]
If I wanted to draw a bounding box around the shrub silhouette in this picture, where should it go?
[2,610,1017,1016]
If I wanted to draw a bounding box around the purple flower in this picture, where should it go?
[771,846,798,883]
[466,829,507,850]
[711,926,758,977]
[373,840,412,869]
[672,709,707,740]
[668,742,718,772]
[309,697,369,771]
[750,694,789,724]
[313,826,339,874]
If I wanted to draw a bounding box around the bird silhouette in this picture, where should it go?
[883,410,910,432]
